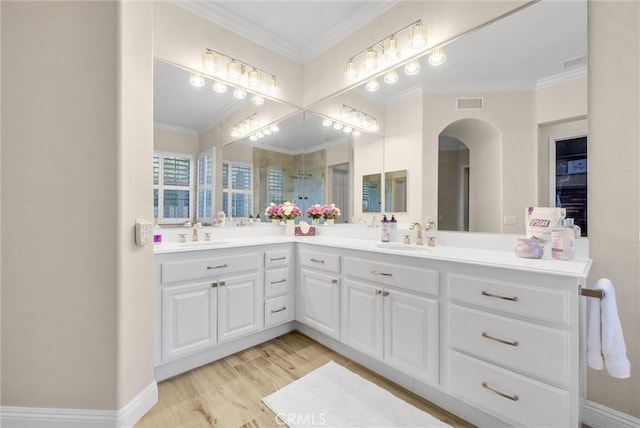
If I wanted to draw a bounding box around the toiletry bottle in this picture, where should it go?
[551,219,575,260]
[249,214,254,226]
[381,215,390,242]
[390,215,397,230]
[255,214,261,223]
[565,218,581,238]
[153,219,162,244]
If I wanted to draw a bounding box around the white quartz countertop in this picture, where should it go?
[154,235,592,278]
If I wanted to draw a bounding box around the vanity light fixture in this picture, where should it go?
[212,80,227,93]
[340,104,379,133]
[404,59,421,76]
[384,69,399,84]
[365,78,380,92]
[189,72,206,87]
[233,88,247,99]
[344,19,425,81]
[201,48,279,95]
[428,46,446,66]
[251,95,265,105]
[230,113,260,138]
[245,122,279,142]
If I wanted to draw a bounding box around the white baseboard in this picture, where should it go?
[0,380,158,428]
[581,399,640,428]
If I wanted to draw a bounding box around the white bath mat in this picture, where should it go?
[262,361,452,427]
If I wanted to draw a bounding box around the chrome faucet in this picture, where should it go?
[369,216,378,228]
[409,222,424,245]
[192,224,199,241]
[425,218,437,231]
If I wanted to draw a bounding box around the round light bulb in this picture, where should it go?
[322,119,332,127]
[384,69,399,84]
[345,59,358,80]
[270,125,279,132]
[256,131,264,139]
[363,49,377,72]
[404,59,421,76]
[233,88,247,99]
[249,135,258,141]
[333,122,344,130]
[352,129,362,136]
[428,47,446,66]
[189,72,205,87]
[263,128,272,135]
[383,36,401,61]
[409,22,427,49]
[365,78,380,92]
[251,95,265,105]
[212,80,227,93]
[343,126,353,134]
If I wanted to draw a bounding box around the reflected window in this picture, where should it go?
[223,161,253,217]
[196,148,215,222]
[267,169,284,204]
[553,136,587,235]
[153,151,193,224]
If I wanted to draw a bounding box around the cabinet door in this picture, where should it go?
[218,272,263,342]
[384,289,438,385]
[298,268,340,339]
[341,279,384,359]
[162,281,217,362]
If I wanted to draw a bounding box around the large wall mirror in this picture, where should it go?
[153,0,586,232]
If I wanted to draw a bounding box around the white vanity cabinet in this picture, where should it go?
[443,266,583,427]
[297,247,341,339]
[341,256,439,385]
[155,248,263,366]
[264,247,294,327]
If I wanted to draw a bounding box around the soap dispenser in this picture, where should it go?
[551,219,575,260]
[390,215,397,230]
[381,215,390,242]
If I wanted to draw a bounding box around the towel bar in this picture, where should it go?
[580,288,604,299]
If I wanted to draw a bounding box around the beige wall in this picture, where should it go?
[536,77,587,125]
[154,128,199,156]
[588,1,639,418]
[353,132,384,221]
[438,143,469,231]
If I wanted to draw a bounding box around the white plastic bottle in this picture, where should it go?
[551,219,575,260]
[381,215,390,242]
[565,218,581,238]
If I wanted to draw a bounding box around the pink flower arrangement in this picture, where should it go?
[266,202,302,220]
[323,203,341,220]
[306,204,324,219]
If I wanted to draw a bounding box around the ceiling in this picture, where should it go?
[154,0,587,137]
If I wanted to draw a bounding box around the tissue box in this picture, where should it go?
[567,159,587,174]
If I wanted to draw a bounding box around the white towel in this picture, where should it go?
[586,278,631,378]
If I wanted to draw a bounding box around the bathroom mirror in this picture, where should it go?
[362,173,382,213]
[385,169,407,213]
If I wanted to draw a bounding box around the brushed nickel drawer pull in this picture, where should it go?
[481,290,518,302]
[207,264,228,270]
[270,279,287,284]
[331,279,338,284]
[371,269,393,277]
[375,289,382,295]
[310,258,325,264]
[482,332,519,347]
[270,256,286,261]
[271,306,287,313]
[482,382,519,401]
[211,282,218,288]
[218,281,226,287]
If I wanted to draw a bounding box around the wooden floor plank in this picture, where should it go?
[137,331,473,428]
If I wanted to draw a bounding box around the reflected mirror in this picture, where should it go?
[362,173,382,213]
[385,170,407,213]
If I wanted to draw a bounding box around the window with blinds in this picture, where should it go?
[222,161,253,218]
[267,169,284,204]
[153,151,193,224]
[196,148,215,222]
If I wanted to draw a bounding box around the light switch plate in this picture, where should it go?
[135,220,154,245]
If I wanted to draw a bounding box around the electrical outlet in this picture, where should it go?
[135,220,154,245]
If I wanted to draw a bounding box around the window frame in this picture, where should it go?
[196,147,216,223]
[222,160,254,218]
[154,150,194,225]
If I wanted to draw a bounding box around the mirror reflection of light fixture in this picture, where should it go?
[270,124,279,132]
[247,68,261,89]
[428,47,446,66]
[352,129,362,136]
[383,35,401,61]
[343,126,353,134]
[263,128,272,135]
[212,80,227,93]
[340,105,379,133]
[409,21,427,49]
[322,119,333,127]
[404,59,421,75]
[233,88,247,99]
[249,135,258,141]
[231,113,260,137]
[226,59,244,81]
[384,69,399,84]
[189,72,205,87]
[365,78,380,92]
[202,50,218,72]
[341,105,352,120]
[345,59,358,80]
[245,122,279,141]
[363,48,378,71]
[266,76,279,95]
[333,122,344,130]
[251,95,265,105]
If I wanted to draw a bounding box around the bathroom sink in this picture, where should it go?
[374,243,430,252]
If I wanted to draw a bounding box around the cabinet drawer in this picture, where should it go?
[161,253,261,285]
[449,305,569,386]
[448,274,568,325]
[265,268,290,298]
[344,257,438,296]
[448,351,569,428]
[265,295,293,327]
[299,250,340,273]
[265,249,291,268]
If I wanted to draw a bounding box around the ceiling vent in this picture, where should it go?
[456,97,484,110]
[562,54,587,70]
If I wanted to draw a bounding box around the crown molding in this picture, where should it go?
[154,122,199,135]
[536,66,587,90]
[172,1,398,64]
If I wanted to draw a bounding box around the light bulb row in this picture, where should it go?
[248,124,280,141]
[321,118,363,136]
[189,72,266,105]
[230,114,260,138]
[201,49,280,96]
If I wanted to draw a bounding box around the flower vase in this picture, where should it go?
[312,218,319,226]
[272,219,280,226]
[324,218,334,225]
[285,219,295,235]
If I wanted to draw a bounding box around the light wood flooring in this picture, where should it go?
[136,331,474,428]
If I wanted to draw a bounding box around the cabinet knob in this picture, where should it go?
[331,279,338,284]
[382,291,389,297]
[375,289,382,295]
[211,282,218,288]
